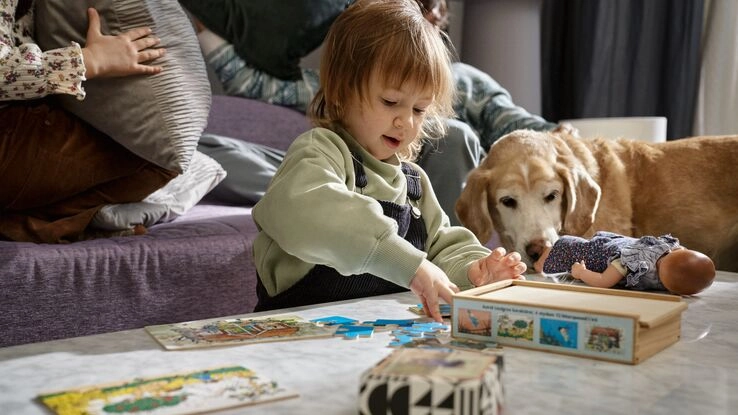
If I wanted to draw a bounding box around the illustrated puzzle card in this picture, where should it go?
[38,365,297,415]
[145,315,336,350]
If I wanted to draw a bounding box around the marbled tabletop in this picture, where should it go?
[1,271,737,415]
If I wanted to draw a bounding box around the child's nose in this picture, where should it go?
[393,110,414,129]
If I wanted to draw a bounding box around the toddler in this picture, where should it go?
[252,0,526,321]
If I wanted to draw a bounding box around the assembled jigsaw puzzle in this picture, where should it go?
[146,315,336,350]
[38,366,297,415]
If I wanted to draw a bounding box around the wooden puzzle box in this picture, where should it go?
[451,280,687,364]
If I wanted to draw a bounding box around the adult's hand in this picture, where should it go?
[81,8,166,79]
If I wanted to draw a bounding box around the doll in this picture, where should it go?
[533,231,715,295]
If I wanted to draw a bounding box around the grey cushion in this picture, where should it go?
[35,0,211,173]
[91,150,227,229]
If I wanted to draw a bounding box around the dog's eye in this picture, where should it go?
[500,196,517,209]
[544,191,559,203]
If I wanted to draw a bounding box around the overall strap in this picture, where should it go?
[400,163,422,201]
[352,152,422,200]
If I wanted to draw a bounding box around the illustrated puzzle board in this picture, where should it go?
[146,315,336,350]
[452,280,687,364]
[37,365,297,415]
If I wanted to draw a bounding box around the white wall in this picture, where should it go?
[459,0,543,114]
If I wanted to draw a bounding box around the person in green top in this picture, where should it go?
[252,0,526,321]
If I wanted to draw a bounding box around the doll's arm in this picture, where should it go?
[570,261,623,288]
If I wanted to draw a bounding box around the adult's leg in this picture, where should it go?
[200,31,320,113]
[0,102,175,243]
[197,133,286,205]
[416,119,485,226]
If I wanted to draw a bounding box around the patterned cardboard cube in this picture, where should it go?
[359,348,503,415]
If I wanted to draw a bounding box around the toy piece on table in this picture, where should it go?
[38,365,298,415]
[388,322,449,347]
[408,303,452,317]
[363,318,416,327]
[453,279,688,364]
[360,348,504,415]
[310,316,358,326]
[335,325,375,340]
[534,231,716,295]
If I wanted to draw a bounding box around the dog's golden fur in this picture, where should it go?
[456,130,738,272]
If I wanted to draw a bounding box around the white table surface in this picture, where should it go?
[2,271,737,415]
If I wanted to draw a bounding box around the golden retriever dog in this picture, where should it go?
[456,129,738,272]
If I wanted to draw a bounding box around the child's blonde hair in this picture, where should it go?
[308,0,455,160]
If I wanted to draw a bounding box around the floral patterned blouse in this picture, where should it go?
[1,0,86,102]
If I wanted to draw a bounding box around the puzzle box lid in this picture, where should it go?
[453,280,687,328]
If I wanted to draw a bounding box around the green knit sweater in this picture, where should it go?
[253,127,491,297]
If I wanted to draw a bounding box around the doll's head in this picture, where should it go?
[657,248,715,295]
[308,0,455,160]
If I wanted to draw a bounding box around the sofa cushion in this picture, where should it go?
[0,205,257,347]
[204,95,311,151]
[179,0,355,80]
[34,0,211,173]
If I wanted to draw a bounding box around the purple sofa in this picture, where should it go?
[0,95,310,347]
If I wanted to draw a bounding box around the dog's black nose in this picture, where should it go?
[526,239,546,261]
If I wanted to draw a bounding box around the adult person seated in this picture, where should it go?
[1,2,176,242]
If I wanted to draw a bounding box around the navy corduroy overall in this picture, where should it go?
[255,153,427,311]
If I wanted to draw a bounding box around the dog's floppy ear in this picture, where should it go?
[456,168,495,244]
[558,164,601,235]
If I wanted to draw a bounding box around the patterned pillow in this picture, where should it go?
[34,0,211,173]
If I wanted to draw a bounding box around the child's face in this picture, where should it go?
[343,72,433,161]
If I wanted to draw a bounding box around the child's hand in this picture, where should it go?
[570,260,587,279]
[409,259,459,322]
[82,8,165,79]
[468,247,527,287]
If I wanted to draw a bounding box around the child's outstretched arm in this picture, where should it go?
[410,259,460,322]
[468,247,527,287]
[570,261,622,288]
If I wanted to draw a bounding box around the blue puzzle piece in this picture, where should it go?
[388,322,449,347]
[335,325,374,339]
[393,327,426,337]
[310,316,358,326]
[388,334,415,347]
[412,322,449,332]
[363,319,416,327]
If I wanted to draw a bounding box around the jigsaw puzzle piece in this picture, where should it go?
[388,334,415,347]
[335,325,374,340]
[363,318,416,327]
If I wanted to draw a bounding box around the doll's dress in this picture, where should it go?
[617,233,680,290]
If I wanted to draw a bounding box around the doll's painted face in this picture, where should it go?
[343,72,433,162]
